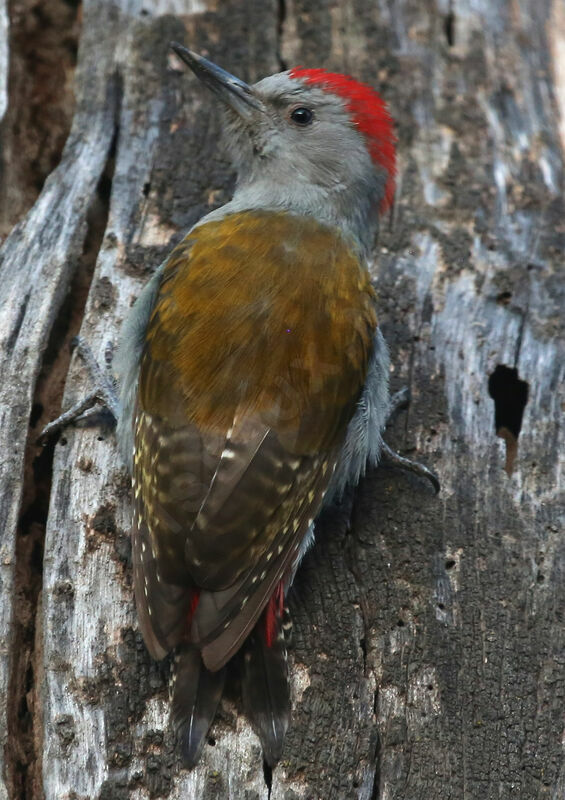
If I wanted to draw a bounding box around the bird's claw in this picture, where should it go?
[380,441,440,494]
[38,337,119,443]
[382,387,440,494]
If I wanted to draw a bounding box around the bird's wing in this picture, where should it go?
[132,517,191,660]
[132,394,337,669]
[189,420,335,671]
[131,411,213,659]
[131,210,377,669]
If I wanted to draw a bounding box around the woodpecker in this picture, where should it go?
[66,46,402,766]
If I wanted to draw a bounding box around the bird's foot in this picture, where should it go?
[38,336,119,442]
[382,388,440,494]
[380,441,440,494]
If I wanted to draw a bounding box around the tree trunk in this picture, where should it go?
[1,1,564,798]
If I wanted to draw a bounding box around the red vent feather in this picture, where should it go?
[289,67,397,213]
[187,588,200,623]
[263,581,285,647]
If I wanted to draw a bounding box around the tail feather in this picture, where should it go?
[241,623,290,767]
[171,644,226,768]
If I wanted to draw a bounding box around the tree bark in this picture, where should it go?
[1,1,564,798]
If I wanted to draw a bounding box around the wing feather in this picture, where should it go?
[131,210,376,668]
[132,518,191,660]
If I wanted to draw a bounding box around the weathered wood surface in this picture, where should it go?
[0,0,563,798]
[0,5,10,794]
[0,0,7,126]
[0,2,121,796]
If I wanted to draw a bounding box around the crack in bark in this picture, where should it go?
[5,291,30,352]
[512,301,528,369]
[5,127,117,800]
[0,0,80,242]
[369,718,381,800]
[342,504,383,800]
[444,7,455,48]
[276,0,288,71]
[263,758,273,797]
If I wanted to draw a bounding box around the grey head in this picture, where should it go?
[170,44,396,254]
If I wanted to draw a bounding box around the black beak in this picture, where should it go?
[170,43,263,117]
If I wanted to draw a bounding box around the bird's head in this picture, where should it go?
[171,44,396,249]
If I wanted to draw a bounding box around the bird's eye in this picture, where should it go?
[290,107,314,126]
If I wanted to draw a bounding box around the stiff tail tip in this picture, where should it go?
[170,644,226,768]
[241,605,291,767]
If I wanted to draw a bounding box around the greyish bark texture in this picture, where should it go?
[0,1,564,798]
